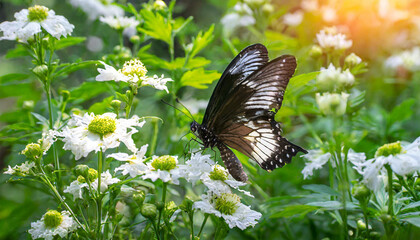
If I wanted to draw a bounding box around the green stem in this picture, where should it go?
[45,85,61,190]
[386,165,394,216]
[96,150,103,239]
[328,161,335,200]
[149,119,159,156]
[397,175,418,201]
[151,221,161,240]
[157,183,168,236]
[189,212,194,240]
[361,204,370,237]
[197,214,209,238]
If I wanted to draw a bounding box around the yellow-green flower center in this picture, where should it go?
[28,5,49,22]
[88,115,117,137]
[121,59,147,78]
[21,143,43,160]
[375,142,404,157]
[43,210,63,228]
[88,168,98,181]
[209,165,228,181]
[214,193,240,215]
[151,155,176,171]
[77,175,86,183]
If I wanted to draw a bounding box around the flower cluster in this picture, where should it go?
[384,47,420,73]
[68,0,124,20]
[316,27,352,51]
[221,3,255,35]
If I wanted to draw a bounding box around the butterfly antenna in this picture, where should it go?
[175,98,196,121]
[161,99,194,121]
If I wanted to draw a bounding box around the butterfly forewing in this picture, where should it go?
[202,44,269,126]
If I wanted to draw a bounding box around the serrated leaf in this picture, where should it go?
[302,184,339,196]
[139,9,172,44]
[5,45,30,59]
[163,57,211,70]
[190,25,214,59]
[270,205,319,218]
[54,37,86,50]
[180,68,221,89]
[389,98,415,125]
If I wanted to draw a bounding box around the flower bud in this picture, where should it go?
[87,168,98,182]
[110,100,122,111]
[141,203,157,219]
[32,65,49,81]
[23,100,35,110]
[21,143,43,161]
[44,164,54,173]
[180,196,194,212]
[156,201,165,211]
[345,53,362,66]
[309,45,323,58]
[380,213,392,223]
[74,164,89,177]
[262,3,274,14]
[316,92,349,116]
[133,191,146,205]
[153,0,167,10]
[357,219,366,230]
[129,35,140,44]
[60,90,71,102]
[352,183,370,202]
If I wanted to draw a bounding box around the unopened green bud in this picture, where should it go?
[87,168,98,182]
[309,45,323,58]
[380,214,392,223]
[180,197,194,212]
[345,53,362,66]
[77,175,86,183]
[352,183,370,202]
[369,231,381,239]
[357,219,366,230]
[110,100,122,111]
[156,201,165,211]
[130,35,140,44]
[60,90,71,102]
[33,64,49,81]
[74,164,89,177]
[141,203,157,219]
[21,143,43,161]
[44,164,54,173]
[23,100,35,110]
[153,0,167,10]
[133,191,145,205]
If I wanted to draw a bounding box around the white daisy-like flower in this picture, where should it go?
[283,11,304,26]
[68,0,124,21]
[316,92,350,116]
[91,170,121,193]
[39,129,57,154]
[316,64,355,91]
[221,3,255,35]
[96,60,173,92]
[142,155,182,184]
[193,192,262,230]
[28,210,78,240]
[384,47,420,72]
[176,152,215,183]
[141,74,173,93]
[63,178,88,200]
[302,149,366,179]
[58,112,145,160]
[4,161,35,176]
[111,144,149,178]
[316,27,352,51]
[358,139,420,192]
[99,16,139,37]
[0,5,74,43]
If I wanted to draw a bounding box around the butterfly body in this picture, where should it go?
[191,44,307,182]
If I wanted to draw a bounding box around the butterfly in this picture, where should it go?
[190,43,307,182]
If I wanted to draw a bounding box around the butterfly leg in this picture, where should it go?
[217,143,248,182]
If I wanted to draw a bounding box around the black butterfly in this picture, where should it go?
[190,43,307,182]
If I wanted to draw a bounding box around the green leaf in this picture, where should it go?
[302,184,339,196]
[5,45,30,59]
[139,9,172,44]
[163,57,211,70]
[88,96,114,114]
[270,205,319,218]
[389,98,415,125]
[306,201,342,209]
[288,72,319,89]
[54,37,86,50]
[401,217,420,227]
[190,24,214,59]
[54,60,99,77]
[180,68,221,89]
[173,16,193,33]
[401,201,420,211]
[265,30,299,50]
[0,73,29,84]
[70,81,111,103]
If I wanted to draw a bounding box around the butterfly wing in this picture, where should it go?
[210,55,307,171]
[202,44,269,126]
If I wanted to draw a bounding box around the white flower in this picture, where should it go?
[142,155,182,184]
[176,152,215,183]
[301,0,318,12]
[345,53,362,66]
[141,74,173,93]
[28,210,78,240]
[69,0,124,20]
[316,92,349,116]
[39,129,57,154]
[283,11,304,26]
[302,149,366,179]
[96,60,173,92]
[58,112,145,160]
[4,161,35,176]
[92,170,120,193]
[316,27,352,51]
[0,5,74,43]
[321,6,337,22]
[99,16,139,37]
[63,179,88,200]
[316,64,355,91]
[358,139,420,192]
[111,144,149,178]
[221,3,255,35]
[193,192,261,230]
[384,47,420,72]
